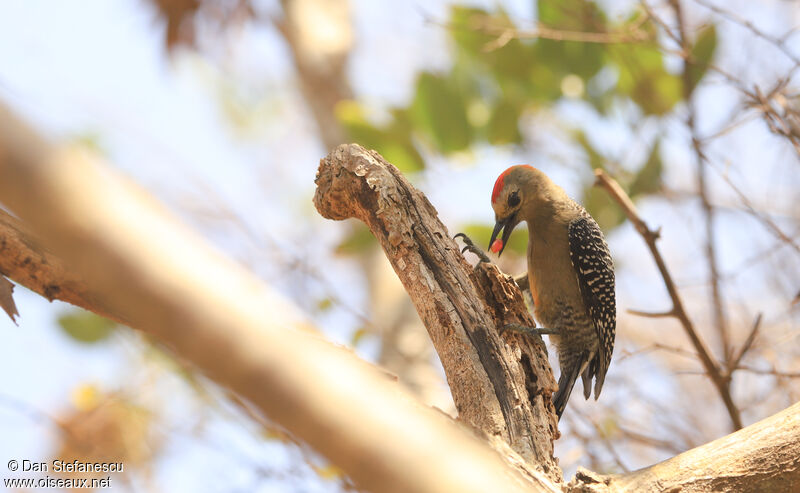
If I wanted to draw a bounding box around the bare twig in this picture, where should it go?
[644,0,800,162]
[616,426,685,454]
[594,169,743,431]
[433,9,653,52]
[627,308,675,318]
[736,365,800,379]
[652,343,701,361]
[708,160,800,255]
[692,0,800,71]
[746,83,800,159]
[729,313,763,374]
[670,0,732,367]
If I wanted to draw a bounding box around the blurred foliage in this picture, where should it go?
[55,388,156,479]
[335,0,716,239]
[57,310,117,344]
[333,222,376,255]
[686,24,717,95]
[350,327,369,347]
[147,0,716,251]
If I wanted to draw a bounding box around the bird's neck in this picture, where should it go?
[522,187,572,234]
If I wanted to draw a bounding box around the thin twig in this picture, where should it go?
[643,0,800,162]
[653,343,701,361]
[736,365,800,379]
[628,308,676,318]
[708,160,800,255]
[670,0,732,366]
[431,9,653,53]
[594,169,743,431]
[692,0,800,70]
[729,313,763,374]
[747,83,800,159]
[586,416,630,473]
[616,426,685,454]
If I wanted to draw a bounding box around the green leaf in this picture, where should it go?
[486,99,522,145]
[538,0,606,31]
[450,7,534,80]
[612,42,682,115]
[334,223,376,256]
[450,7,495,58]
[58,311,116,344]
[409,73,472,153]
[629,140,663,197]
[575,130,605,170]
[535,0,608,80]
[336,101,425,173]
[686,24,717,95]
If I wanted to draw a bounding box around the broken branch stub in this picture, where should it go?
[314,144,560,480]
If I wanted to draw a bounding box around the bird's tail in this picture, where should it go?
[553,359,584,420]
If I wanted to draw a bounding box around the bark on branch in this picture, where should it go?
[569,401,800,492]
[0,209,122,323]
[314,144,560,479]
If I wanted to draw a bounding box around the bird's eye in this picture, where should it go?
[508,191,520,207]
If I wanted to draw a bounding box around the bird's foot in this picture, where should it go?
[501,323,559,336]
[454,233,491,264]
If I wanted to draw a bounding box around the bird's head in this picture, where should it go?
[489,164,546,256]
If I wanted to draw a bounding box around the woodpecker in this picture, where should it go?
[488,165,616,420]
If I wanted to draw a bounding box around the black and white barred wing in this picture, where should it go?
[568,214,616,398]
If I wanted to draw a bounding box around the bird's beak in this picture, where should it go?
[489,212,518,257]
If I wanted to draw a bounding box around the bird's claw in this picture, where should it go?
[454,233,491,264]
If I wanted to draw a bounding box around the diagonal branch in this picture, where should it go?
[0,104,559,493]
[569,400,800,492]
[0,209,123,324]
[314,144,560,478]
[594,169,743,431]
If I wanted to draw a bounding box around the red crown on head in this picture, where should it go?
[491,165,534,203]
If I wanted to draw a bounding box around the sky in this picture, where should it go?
[0,0,799,490]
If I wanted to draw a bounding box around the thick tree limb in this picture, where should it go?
[569,400,800,492]
[314,144,560,479]
[0,104,562,493]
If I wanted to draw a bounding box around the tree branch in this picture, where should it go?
[0,209,123,323]
[0,103,559,493]
[570,401,800,492]
[671,0,732,378]
[594,169,743,430]
[314,143,560,478]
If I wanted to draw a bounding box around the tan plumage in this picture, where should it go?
[489,165,616,419]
